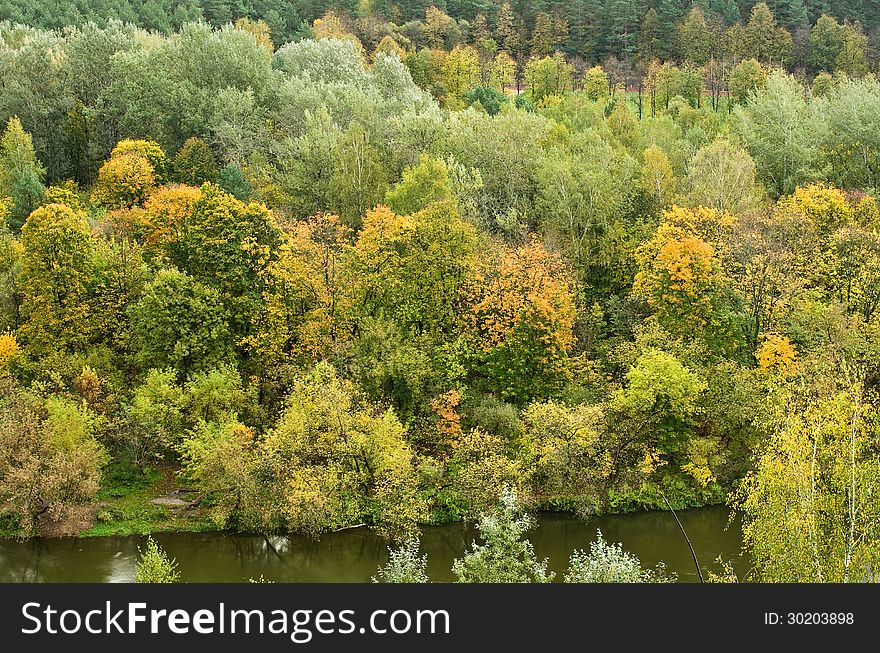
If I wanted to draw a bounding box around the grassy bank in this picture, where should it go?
[79,462,217,538]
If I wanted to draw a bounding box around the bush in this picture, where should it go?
[135,537,180,583]
[564,529,676,583]
[372,539,429,583]
[452,489,553,583]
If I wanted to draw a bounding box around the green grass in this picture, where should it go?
[79,461,218,537]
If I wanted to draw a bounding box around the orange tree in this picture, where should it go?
[465,237,576,405]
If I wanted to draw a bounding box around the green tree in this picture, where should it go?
[128,268,234,377]
[678,6,714,66]
[452,490,554,583]
[564,530,675,582]
[372,540,429,583]
[0,380,106,535]
[0,118,46,230]
[745,2,792,65]
[809,15,846,73]
[726,58,767,106]
[135,537,181,583]
[173,137,219,186]
[686,140,761,214]
[385,154,453,215]
[736,71,828,197]
[524,54,574,102]
[582,66,610,101]
[18,203,93,354]
[740,384,880,582]
[529,12,556,58]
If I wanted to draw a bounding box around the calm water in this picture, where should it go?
[0,506,746,583]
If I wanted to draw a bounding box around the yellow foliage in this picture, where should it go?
[634,221,723,331]
[235,17,273,53]
[755,334,798,377]
[0,332,19,371]
[468,237,576,355]
[661,205,736,252]
[141,184,203,248]
[777,183,853,236]
[91,153,156,209]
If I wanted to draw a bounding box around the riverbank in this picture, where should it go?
[0,462,730,541]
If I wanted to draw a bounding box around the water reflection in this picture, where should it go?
[0,506,746,583]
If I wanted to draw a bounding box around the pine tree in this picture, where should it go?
[530,12,556,57]
[637,8,662,64]
[606,0,639,60]
[655,0,684,60]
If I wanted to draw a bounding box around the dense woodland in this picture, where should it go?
[1,1,880,583]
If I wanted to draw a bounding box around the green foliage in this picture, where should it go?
[135,537,180,583]
[128,268,233,377]
[173,137,218,186]
[372,539,429,583]
[463,86,506,116]
[452,490,554,583]
[19,203,94,354]
[0,117,45,230]
[218,163,253,200]
[564,529,675,582]
[0,379,107,534]
[384,154,453,215]
[740,383,880,582]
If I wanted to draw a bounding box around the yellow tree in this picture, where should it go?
[633,221,725,337]
[442,45,480,101]
[18,204,94,354]
[466,237,576,404]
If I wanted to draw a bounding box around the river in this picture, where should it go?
[0,506,747,582]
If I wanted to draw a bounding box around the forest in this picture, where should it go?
[1,0,880,583]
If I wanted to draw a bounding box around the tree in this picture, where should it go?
[385,154,453,214]
[640,146,676,206]
[611,348,707,462]
[372,540,429,582]
[127,266,233,377]
[637,9,662,64]
[582,66,610,101]
[686,140,761,214]
[678,6,714,66]
[234,17,273,53]
[259,361,424,540]
[0,117,45,230]
[452,490,554,583]
[422,6,457,49]
[0,379,106,535]
[343,202,477,342]
[489,52,516,92]
[156,183,282,340]
[736,71,828,197]
[530,12,556,58]
[122,369,187,468]
[809,15,846,72]
[740,384,880,582]
[495,3,522,56]
[18,203,94,354]
[466,238,576,404]
[173,137,219,186]
[745,2,792,65]
[135,537,181,583]
[633,220,727,337]
[441,45,480,101]
[524,54,574,102]
[606,0,640,60]
[91,153,156,209]
[726,59,767,106]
